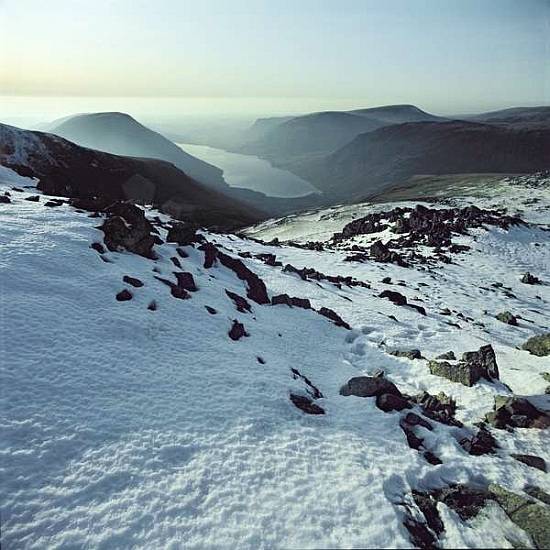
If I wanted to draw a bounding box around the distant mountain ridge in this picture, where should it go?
[0,123,262,229]
[293,119,550,200]
[49,112,228,190]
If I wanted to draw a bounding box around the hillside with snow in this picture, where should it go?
[1,165,549,548]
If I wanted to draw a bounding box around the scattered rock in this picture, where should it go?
[257,356,265,364]
[289,394,325,415]
[496,311,518,326]
[205,305,217,315]
[174,272,197,292]
[512,454,547,472]
[369,240,408,267]
[413,391,461,426]
[147,300,157,311]
[225,290,251,313]
[317,307,351,329]
[390,349,422,360]
[271,294,312,309]
[436,351,456,360]
[0,195,11,204]
[228,320,248,341]
[90,242,106,254]
[522,333,550,357]
[460,425,498,455]
[485,396,550,430]
[24,195,40,202]
[44,199,64,207]
[170,256,182,268]
[166,221,198,245]
[379,289,407,306]
[123,275,144,288]
[375,393,411,412]
[116,289,133,301]
[521,272,541,285]
[340,376,402,398]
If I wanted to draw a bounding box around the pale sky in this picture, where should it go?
[1,0,549,114]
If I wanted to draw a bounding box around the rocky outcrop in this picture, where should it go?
[123,275,144,288]
[166,222,199,245]
[228,320,248,341]
[512,454,547,472]
[522,333,550,357]
[428,344,499,386]
[485,396,550,429]
[390,349,423,360]
[496,311,518,326]
[340,376,402,398]
[271,294,312,309]
[116,289,132,301]
[225,290,252,313]
[289,394,325,415]
[317,307,351,329]
[521,272,541,285]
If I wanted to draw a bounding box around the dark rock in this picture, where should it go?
[412,490,444,536]
[205,305,217,315]
[512,454,546,472]
[170,286,189,300]
[409,303,427,315]
[414,391,461,427]
[291,368,323,399]
[522,333,550,357]
[289,393,325,415]
[228,320,248,341]
[403,516,438,550]
[496,311,518,326]
[435,485,491,521]
[174,272,197,292]
[375,393,411,412]
[226,290,251,313]
[0,195,11,203]
[116,289,132,301]
[166,222,198,245]
[199,242,218,268]
[485,395,550,430]
[404,412,433,431]
[271,294,312,309]
[317,307,351,330]
[170,256,182,268]
[100,202,156,258]
[370,240,408,266]
[461,344,499,380]
[525,485,550,506]
[424,451,443,465]
[340,376,401,398]
[521,272,541,285]
[152,235,164,245]
[436,351,456,360]
[90,242,106,254]
[460,425,498,455]
[381,276,392,284]
[390,349,422,360]
[257,356,265,364]
[401,424,424,450]
[24,195,40,202]
[123,275,144,288]
[44,199,64,207]
[147,300,157,311]
[439,308,452,316]
[379,289,407,306]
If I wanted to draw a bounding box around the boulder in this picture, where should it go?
[123,275,144,288]
[228,320,248,341]
[174,272,197,292]
[0,195,11,204]
[390,349,422,360]
[496,311,518,326]
[116,289,132,301]
[459,425,498,455]
[318,307,351,329]
[521,272,541,285]
[485,396,549,430]
[436,351,456,360]
[166,222,198,245]
[376,393,411,412]
[289,394,325,415]
[522,333,550,357]
[379,289,407,306]
[511,454,547,472]
[225,290,251,313]
[340,376,402,398]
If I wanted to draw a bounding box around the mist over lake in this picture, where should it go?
[178,142,321,198]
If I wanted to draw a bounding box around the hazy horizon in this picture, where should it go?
[1,0,549,123]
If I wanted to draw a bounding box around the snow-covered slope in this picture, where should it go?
[1,167,549,548]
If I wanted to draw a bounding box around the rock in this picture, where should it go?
[525,485,550,506]
[381,276,392,284]
[429,344,499,386]
[460,425,498,455]
[271,294,311,309]
[116,289,132,301]
[100,202,156,258]
[401,424,424,450]
[414,391,461,427]
[174,272,197,292]
[404,412,433,431]
[436,351,456,360]
[0,195,11,203]
[439,308,452,316]
[512,454,547,472]
[408,303,427,315]
[375,393,411,412]
[123,275,144,288]
[289,394,325,415]
[205,305,217,315]
[170,256,182,268]
[489,484,550,549]
[379,289,407,306]
[170,286,189,300]
[228,320,248,341]
[166,222,198,245]
[403,516,438,549]
[199,242,218,268]
[340,376,402,398]
[225,290,251,313]
[522,333,550,357]
[390,349,422,360]
[317,307,351,329]
[147,300,157,311]
[370,240,408,267]
[257,356,265,364]
[496,311,518,326]
[485,396,549,430]
[90,242,106,254]
[521,272,541,285]
[424,451,443,465]
[44,199,64,207]
[176,247,188,258]
[24,195,40,202]
[435,485,491,521]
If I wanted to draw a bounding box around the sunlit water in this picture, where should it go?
[178,143,320,198]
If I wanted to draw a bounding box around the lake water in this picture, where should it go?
[178,143,320,198]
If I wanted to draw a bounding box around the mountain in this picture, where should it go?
[238,104,444,163]
[2,163,549,548]
[0,123,261,229]
[294,120,550,201]
[49,112,228,190]
[459,106,550,129]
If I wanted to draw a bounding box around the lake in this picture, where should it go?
[178,143,320,198]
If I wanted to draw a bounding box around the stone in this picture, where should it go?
[379,289,407,306]
[521,272,541,285]
[174,272,197,292]
[436,351,456,360]
[166,222,198,245]
[225,290,251,313]
[24,195,40,202]
[147,300,157,311]
[123,275,144,288]
[511,454,546,472]
[390,349,422,360]
[404,412,433,431]
[496,311,518,326]
[0,195,11,204]
[460,425,498,455]
[116,289,132,301]
[318,307,351,329]
[228,320,248,341]
[486,396,549,430]
[205,305,217,315]
[340,376,402,398]
[90,242,106,254]
[461,344,499,380]
[289,394,325,415]
[376,393,411,412]
[271,294,312,309]
[522,333,550,357]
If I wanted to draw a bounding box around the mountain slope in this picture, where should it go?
[238,104,445,163]
[459,106,550,129]
[0,123,262,229]
[49,112,228,190]
[294,120,550,200]
[1,167,549,548]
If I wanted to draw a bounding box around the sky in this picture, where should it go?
[0,0,549,116]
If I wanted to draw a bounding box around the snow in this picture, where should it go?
[1,167,549,548]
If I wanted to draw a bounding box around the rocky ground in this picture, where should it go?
[1,166,549,548]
